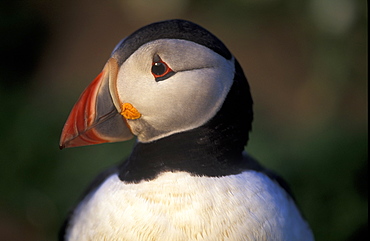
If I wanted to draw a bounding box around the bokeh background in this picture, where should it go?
[0,0,367,240]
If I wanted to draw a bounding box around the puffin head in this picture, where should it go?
[60,19,253,149]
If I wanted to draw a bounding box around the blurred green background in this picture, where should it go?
[0,0,367,240]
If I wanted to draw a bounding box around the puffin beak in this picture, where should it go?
[60,58,134,149]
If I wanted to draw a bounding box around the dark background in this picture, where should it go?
[0,0,367,240]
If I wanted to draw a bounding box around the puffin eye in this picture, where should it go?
[151,57,175,82]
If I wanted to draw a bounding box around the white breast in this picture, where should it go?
[66,171,314,241]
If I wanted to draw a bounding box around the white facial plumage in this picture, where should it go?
[111,39,235,142]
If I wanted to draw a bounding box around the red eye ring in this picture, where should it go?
[151,59,173,79]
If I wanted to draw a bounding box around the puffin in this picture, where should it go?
[59,19,314,241]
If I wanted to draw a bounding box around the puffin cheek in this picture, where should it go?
[149,75,218,132]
